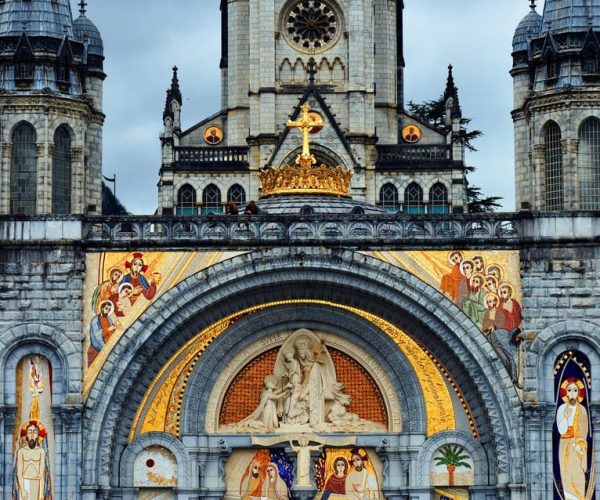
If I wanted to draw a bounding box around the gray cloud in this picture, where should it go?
[87,0,528,214]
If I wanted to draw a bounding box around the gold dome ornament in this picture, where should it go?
[259,103,352,198]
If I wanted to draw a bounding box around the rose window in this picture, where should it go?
[284,1,340,51]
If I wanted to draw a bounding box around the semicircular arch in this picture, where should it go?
[82,248,522,489]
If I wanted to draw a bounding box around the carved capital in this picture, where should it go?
[60,404,83,432]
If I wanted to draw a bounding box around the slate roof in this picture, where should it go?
[513,7,543,52]
[540,0,600,34]
[0,0,74,38]
[257,195,386,215]
[73,14,103,56]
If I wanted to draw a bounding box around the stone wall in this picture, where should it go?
[0,243,84,499]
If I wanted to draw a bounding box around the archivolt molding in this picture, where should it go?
[0,323,79,403]
[415,430,490,487]
[178,304,421,438]
[529,319,600,403]
[82,248,522,487]
[204,328,403,434]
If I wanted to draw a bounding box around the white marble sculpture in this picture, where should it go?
[223,329,387,433]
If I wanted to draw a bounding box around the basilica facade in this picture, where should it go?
[0,1,600,500]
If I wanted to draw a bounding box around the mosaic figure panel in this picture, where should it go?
[225,449,293,500]
[553,351,595,499]
[368,250,522,381]
[133,445,177,488]
[219,329,388,433]
[430,445,474,487]
[315,447,383,499]
[85,250,521,395]
[83,251,243,395]
[12,355,54,500]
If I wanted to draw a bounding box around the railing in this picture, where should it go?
[376,145,453,167]
[2,212,599,249]
[79,213,522,249]
[171,146,249,169]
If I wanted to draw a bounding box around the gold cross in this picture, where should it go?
[286,103,324,160]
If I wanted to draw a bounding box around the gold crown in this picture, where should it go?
[259,103,353,198]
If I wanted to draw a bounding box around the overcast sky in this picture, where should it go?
[84,0,531,214]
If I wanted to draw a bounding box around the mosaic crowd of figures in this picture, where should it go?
[439,250,522,382]
[88,252,161,365]
[12,355,54,500]
[553,351,595,500]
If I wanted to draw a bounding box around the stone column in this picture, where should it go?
[196,446,228,499]
[532,143,545,210]
[70,147,85,214]
[60,404,83,499]
[3,406,17,500]
[36,142,50,214]
[0,141,11,213]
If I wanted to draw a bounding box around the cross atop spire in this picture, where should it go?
[286,103,324,160]
[79,0,87,15]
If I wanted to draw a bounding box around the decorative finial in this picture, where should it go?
[307,58,317,86]
[286,103,324,161]
[79,0,87,15]
[529,0,536,11]
[260,104,351,198]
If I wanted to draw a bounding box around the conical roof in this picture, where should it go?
[0,0,74,38]
[540,0,600,34]
[513,6,542,52]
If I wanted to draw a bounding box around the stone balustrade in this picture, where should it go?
[1,212,597,248]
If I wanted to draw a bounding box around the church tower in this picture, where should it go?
[158,0,468,215]
[512,0,600,211]
[0,0,105,216]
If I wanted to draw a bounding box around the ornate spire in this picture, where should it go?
[529,0,536,11]
[444,64,462,119]
[163,66,182,121]
[79,1,87,15]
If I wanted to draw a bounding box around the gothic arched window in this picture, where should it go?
[379,183,399,212]
[176,184,198,215]
[52,125,72,214]
[404,182,424,214]
[10,122,37,215]
[429,182,449,214]
[227,184,246,207]
[578,117,600,210]
[202,184,222,214]
[544,121,564,210]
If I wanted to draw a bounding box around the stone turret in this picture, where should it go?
[511,0,600,211]
[0,0,105,215]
